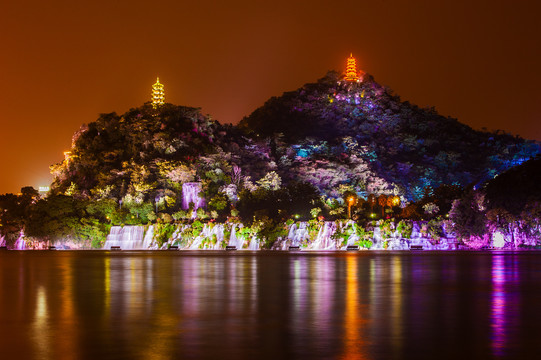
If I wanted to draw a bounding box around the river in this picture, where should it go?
[0,250,540,359]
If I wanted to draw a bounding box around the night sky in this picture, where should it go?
[1,0,540,194]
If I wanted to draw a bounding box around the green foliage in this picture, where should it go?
[307,219,322,240]
[355,225,373,248]
[86,199,117,221]
[159,213,174,223]
[128,202,155,223]
[154,223,176,247]
[191,220,204,237]
[356,239,373,249]
[427,218,445,243]
[76,218,111,248]
[330,221,373,249]
[196,208,209,219]
[223,227,231,245]
[310,207,322,218]
[380,219,394,239]
[174,220,205,248]
[331,222,355,246]
[208,193,229,211]
[25,195,86,241]
[396,220,413,239]
[208,193,230,221]
[254,217,288,249]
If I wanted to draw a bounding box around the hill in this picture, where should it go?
[48,72,540,211]
[239,71,540,200]
[484,155,541,214]
[2,72,540,247]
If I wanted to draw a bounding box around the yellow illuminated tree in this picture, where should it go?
[151,77,165,108]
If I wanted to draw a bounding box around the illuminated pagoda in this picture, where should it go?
[151,77,165,108]
[345,53,360,82]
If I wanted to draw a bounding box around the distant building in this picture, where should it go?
[345,54,361,82]
[151,77,165,108]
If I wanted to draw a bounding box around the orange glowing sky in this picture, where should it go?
[1,0,540,193]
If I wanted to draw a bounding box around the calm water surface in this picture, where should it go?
[1,251,540,359]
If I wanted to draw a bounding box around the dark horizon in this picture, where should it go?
[1,0,540,194]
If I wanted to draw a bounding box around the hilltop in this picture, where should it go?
[239,71,540,200]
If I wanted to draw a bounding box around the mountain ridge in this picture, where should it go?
[48,71,540,205]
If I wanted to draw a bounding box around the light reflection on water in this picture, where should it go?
[342,255,367,359]
[491,254,520,359]
[0,251,540,359]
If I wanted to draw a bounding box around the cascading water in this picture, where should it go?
[371,227,384,250]
[288,222,309,247]
[407,221,456,250]
[142,225,155,249]
[182,182,205,210]
[344,221,360,247]
[310,222,338,250]
[103,226,146,249]
[189,223,225,249]
[96,220,473,251]
[411,222,421,238]
[14,231,26,250]
[248,236,260,250]
[386,237,410,250]
[228,224,246,249]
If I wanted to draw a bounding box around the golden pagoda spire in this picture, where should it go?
[345,54,359,82]
[151,77,165,109]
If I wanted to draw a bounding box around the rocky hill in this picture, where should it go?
[239,71,540,200]
[50,72,540,207]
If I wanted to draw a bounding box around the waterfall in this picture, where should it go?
[142,225,155,249]
[186,223,225,249]
[411,222,421,238]
[407,221,457,250]
[345,222,360,247]
[310,222,337,250]
[229,224,246,249]
[188,224,207,249]
[103,226,145,249]
[229,224,238,247]
[168,224,190,248]
[210,224,225,250]
[370,227,384,249]
[97,220,464,252]
[288,222,309,247]
[14,231,26,250]
[248,236,260,250]
[182,182,205,210]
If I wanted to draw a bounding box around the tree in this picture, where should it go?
[25,195,87,241]
[0,187,40,244]
[449,189,489,248]
[377,194,387,217]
